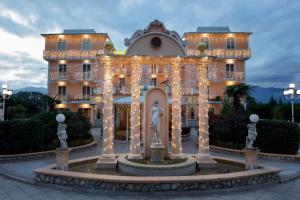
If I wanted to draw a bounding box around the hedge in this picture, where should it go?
[209,113,300,155]
[0,111,92,154]
[256,119,300,154]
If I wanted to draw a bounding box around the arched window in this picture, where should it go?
[200,37,209,49]
[226,37,235,49]
[81,38,91,50]
[57,39,66,51]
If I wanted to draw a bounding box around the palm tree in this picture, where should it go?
[224,83,254,110]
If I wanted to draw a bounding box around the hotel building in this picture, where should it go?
[42,20,251,140]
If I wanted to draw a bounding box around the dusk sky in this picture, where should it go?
[0,0,299,89]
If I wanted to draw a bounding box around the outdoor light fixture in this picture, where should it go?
[283,83,299,122]
[1,84,12,121]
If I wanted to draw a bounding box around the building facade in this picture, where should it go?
[42,20,251,140]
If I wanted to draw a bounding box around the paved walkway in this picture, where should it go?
[0,175,300,200]
[0,128,300,199]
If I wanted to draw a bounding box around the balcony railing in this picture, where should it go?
[208,69,244,82]
[43,50,104,60]
[187,49,251,59]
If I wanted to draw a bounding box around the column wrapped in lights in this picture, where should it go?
[171,59,184,158]
[197,62,210,156]
[100,56,115,157]
[128,57,142,158]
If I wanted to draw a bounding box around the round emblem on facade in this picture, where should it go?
[151,37,162,49]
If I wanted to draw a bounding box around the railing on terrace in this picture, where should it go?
[208,69,244,82]
[43,50,104,60]
[50,71,94,81]
[187,49,251,59]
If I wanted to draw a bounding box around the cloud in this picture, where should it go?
[0,0,299,89]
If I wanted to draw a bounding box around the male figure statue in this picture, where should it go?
[151,101,164,144]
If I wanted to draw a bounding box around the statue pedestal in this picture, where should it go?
[56,148,70,171]
[150,143,165,163]
[195,153,217,169]
[244,148,260,170]
[96,154,117,170]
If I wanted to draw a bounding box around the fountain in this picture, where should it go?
[118,88,197,176]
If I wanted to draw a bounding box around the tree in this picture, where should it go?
[224,83,254,111]
[5,92,58,119]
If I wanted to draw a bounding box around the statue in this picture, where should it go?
[246,114,259,149]
[56,114,68,149]
[151,101,164,144]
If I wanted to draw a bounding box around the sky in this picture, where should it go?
[0,0,299,89]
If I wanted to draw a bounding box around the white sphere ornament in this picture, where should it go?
[249,114,259,123]
[56,114,65,123]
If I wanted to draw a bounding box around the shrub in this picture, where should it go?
[209,112,300,155]
[0,111,92,154]
[256,119,300,154]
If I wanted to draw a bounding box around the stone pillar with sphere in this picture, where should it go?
[55,114,69,171]
[244,114,260,170]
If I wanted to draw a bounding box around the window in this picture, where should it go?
[225,64,235,79]
[82,64,91,79]
[119,77,125,88]
[226,37,235,49]
[151,77,157,87]
[150,64,157,74]
[200,37,209,49]
[81,38,91,50]
[58,64,67,79]
[58,86,66,100]
[57,39,66,51]
[82,85,91,100]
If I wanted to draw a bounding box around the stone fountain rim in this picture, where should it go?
[33,154,281,184]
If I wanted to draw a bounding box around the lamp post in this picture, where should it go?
[283,83,300,123]
[0,84,13,121]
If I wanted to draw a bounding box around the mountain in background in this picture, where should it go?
[13,87,47,94]
[13,86,298,104]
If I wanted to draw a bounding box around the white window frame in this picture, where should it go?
[81,38,92,50]
[226,37,235,49]
[82,85,91,99]
[224,63,236,80]
[57,64,67,79]
[82,63,91,79]
[57,85,67,100]
[57,38,67,51]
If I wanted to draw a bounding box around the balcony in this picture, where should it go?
[50,71,94,81]
[43,50,104,61]
[187,49,251,60]
[208,69,244,82]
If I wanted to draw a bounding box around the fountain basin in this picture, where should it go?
[118,154,196,176]
[33,155,281,192]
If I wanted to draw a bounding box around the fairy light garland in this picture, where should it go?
[129,57,142,156]
[198,61,210,155]
[171,59,183,156]
[101,56,114,155]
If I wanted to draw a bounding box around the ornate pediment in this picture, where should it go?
[124,20,186,48]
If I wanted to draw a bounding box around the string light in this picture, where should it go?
[171,59,183,156]
[129,56,142,157]
[101,56,114,155]
[198,60,211,155]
